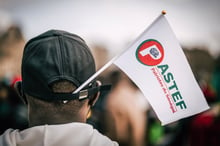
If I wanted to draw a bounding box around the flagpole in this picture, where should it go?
[73,10,167,93]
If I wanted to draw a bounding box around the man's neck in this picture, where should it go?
[28,113,87,127]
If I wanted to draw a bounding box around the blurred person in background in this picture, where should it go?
[104,69,148,146]
[89,45,149,146]
[0,78,28,134]
[212,55,220,101]
[0,12,28,134]
[0,25,25,79]
[188,52,220,146]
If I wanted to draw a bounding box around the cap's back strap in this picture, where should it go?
[49,85,111,101]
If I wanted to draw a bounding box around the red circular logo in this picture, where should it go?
[136,39,164,66]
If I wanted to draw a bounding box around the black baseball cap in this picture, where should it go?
[21,29,110,101]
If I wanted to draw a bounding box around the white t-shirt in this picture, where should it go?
[0,122,118,146]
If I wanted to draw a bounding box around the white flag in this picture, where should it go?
[113,14,209,125]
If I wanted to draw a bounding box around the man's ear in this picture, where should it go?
[14,81,27,104]
[88,80,101,107]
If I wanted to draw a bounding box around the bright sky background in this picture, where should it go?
[0,0,220,56]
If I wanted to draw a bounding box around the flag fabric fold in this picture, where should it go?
[113,14,209,125]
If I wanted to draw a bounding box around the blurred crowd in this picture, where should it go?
[0,24,28,134]
[0,16,220,146]
[89,45,220,146]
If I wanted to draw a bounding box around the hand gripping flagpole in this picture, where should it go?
[73,10,166,94]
